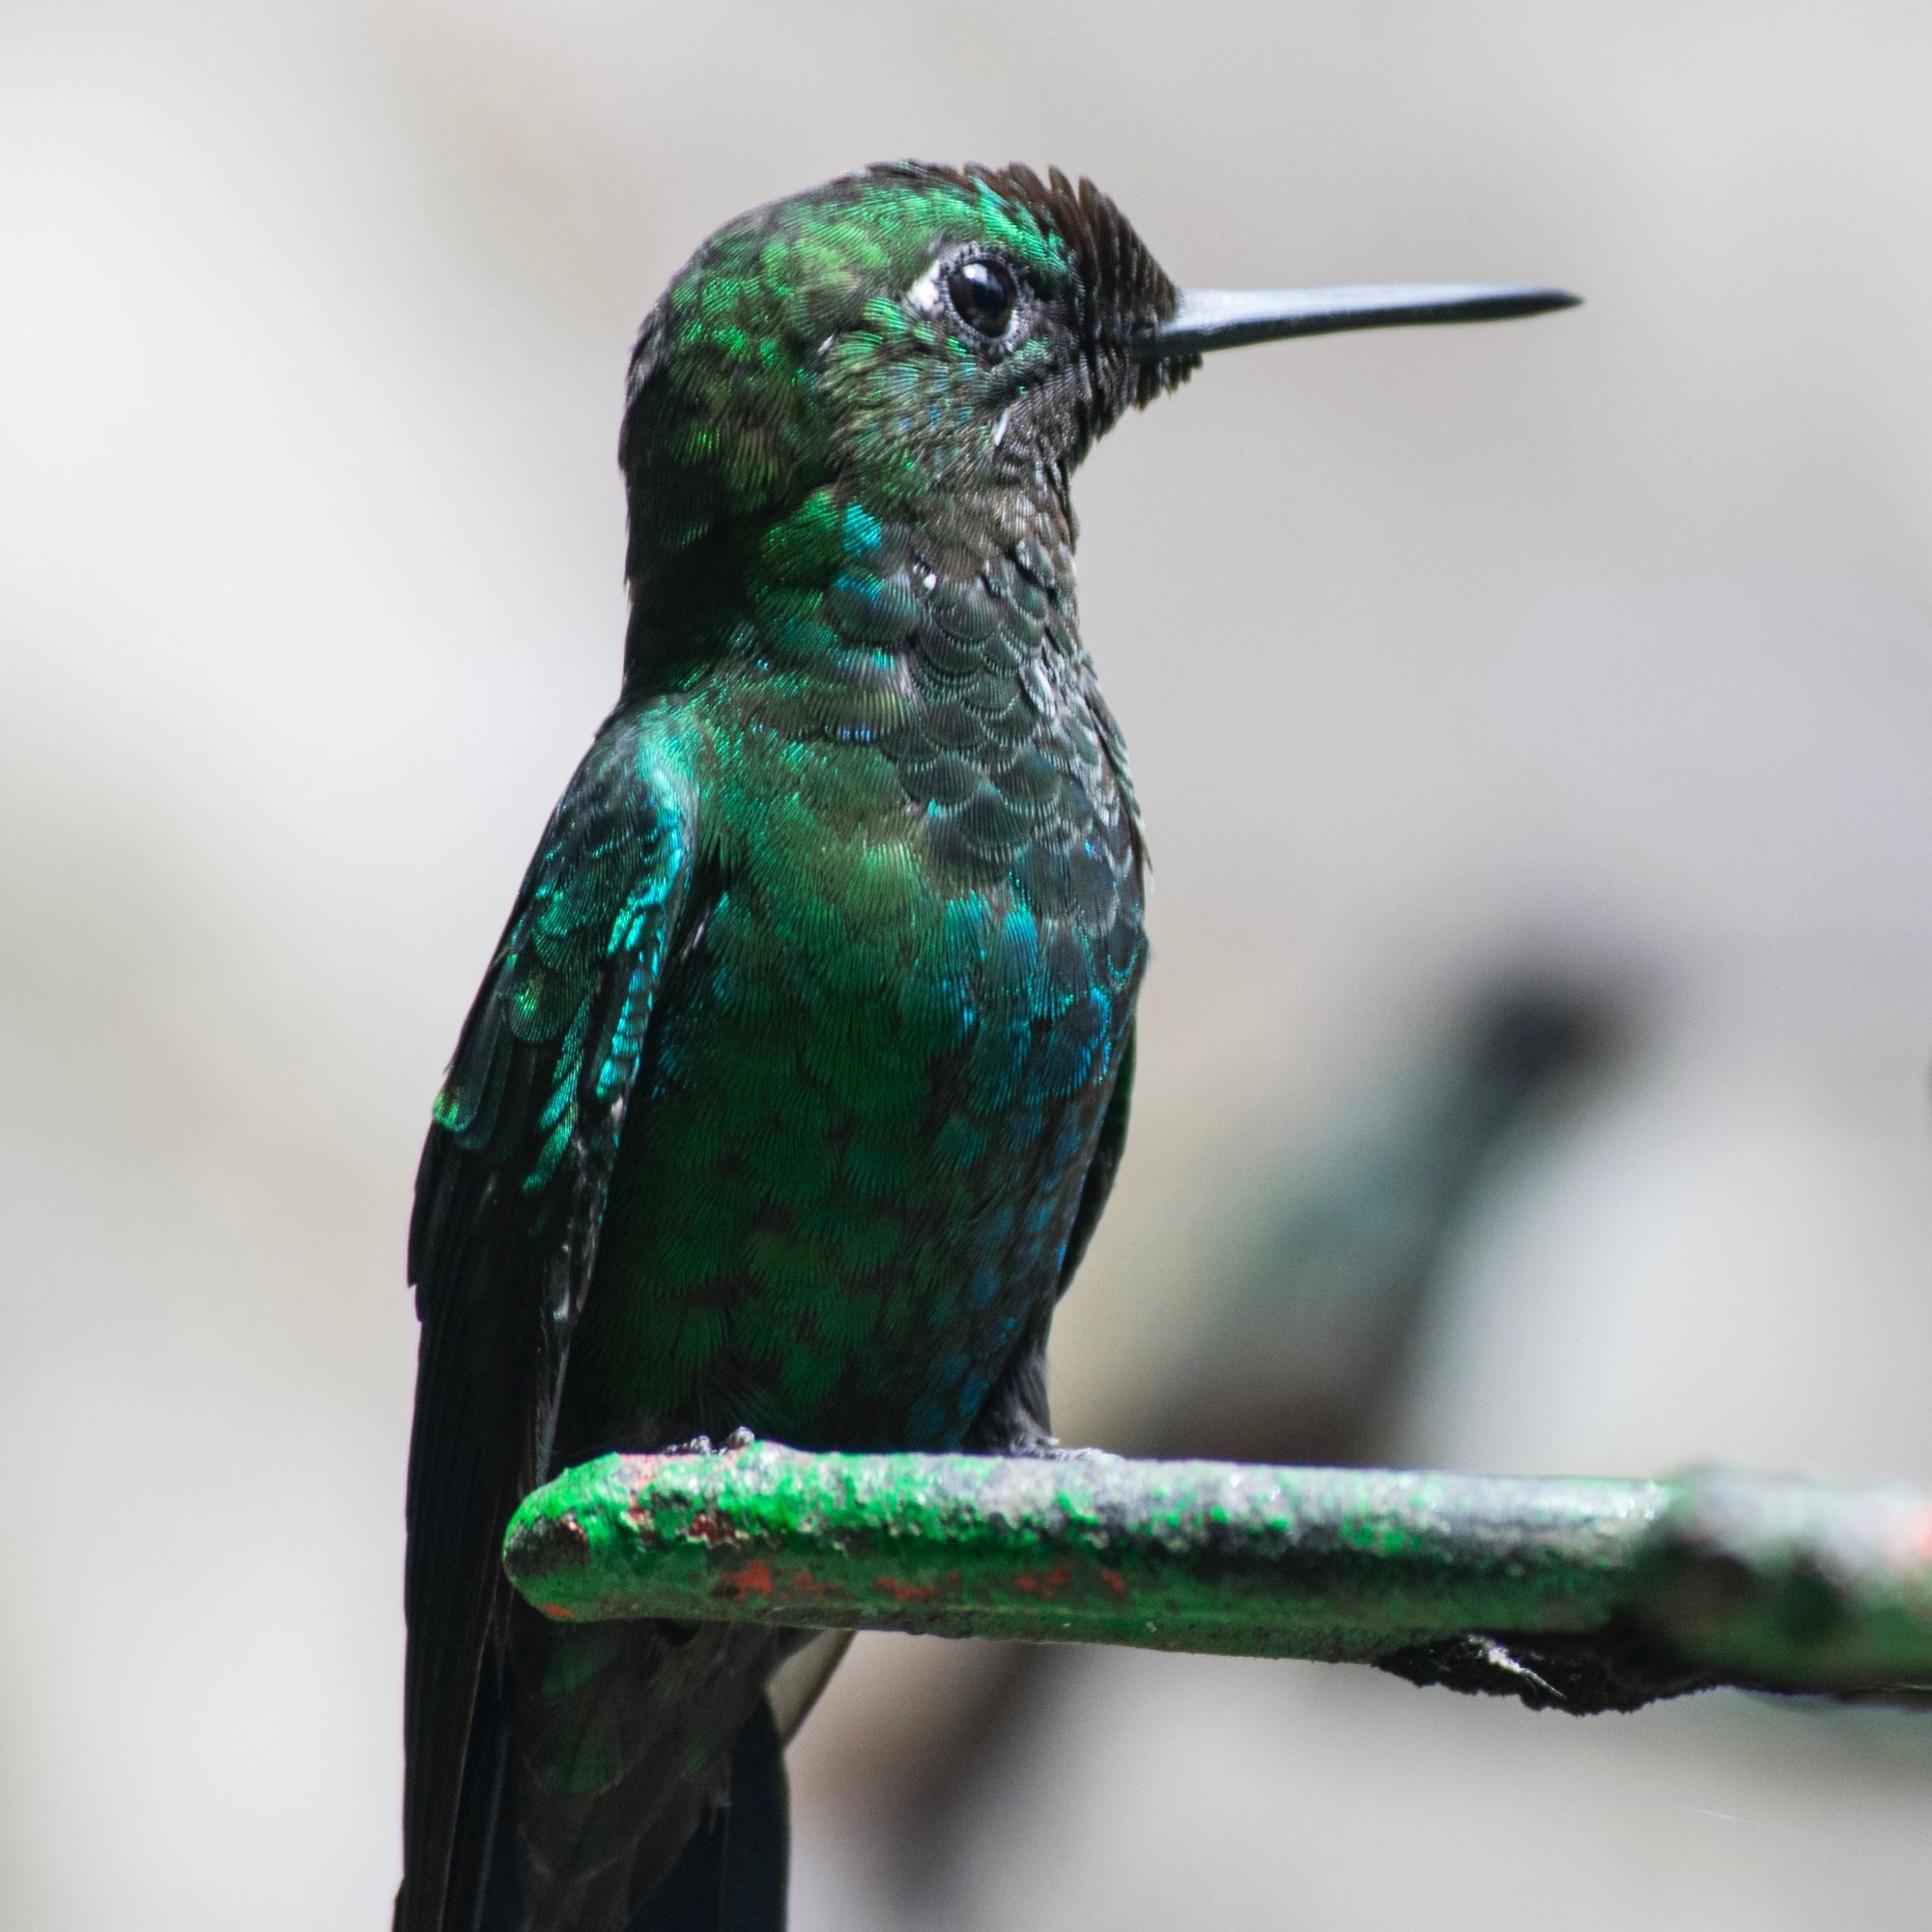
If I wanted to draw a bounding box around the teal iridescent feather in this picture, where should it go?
[397,163,1189,1932]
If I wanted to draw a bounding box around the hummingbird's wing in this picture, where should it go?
[396,716,696,1932]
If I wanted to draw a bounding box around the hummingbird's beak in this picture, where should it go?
[1127,284,1580,358]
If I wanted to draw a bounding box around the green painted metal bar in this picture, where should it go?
[503,1440,1932,1711]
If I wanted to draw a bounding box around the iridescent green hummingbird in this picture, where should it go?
[396,161,1574,1932]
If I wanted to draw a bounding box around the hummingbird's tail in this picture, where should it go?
[627,1696,790,1932]
[441,1608,796,1932]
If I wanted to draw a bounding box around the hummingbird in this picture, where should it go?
[396,160,1574,1932]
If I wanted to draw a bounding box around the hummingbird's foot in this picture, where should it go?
[1010,1438,1122,1464]
[656,1427,759,1458]
[1381,1633,1569,1709]
[1463,1636,1563,1703]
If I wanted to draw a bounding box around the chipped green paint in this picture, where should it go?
[499,1438,1657,1663]
[502,1441,1932,1706]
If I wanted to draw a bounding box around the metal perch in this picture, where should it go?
[503,1440,1932,1714]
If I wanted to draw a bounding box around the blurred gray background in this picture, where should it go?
[5,3,1931,1926]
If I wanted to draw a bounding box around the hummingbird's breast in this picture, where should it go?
[560,522,1144,1459]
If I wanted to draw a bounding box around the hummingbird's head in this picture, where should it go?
[618,162,1193,611]
[616,161,1576,663]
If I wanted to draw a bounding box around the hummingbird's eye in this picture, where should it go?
[946,259,1018,339]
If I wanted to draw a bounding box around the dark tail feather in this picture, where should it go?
[631,1699,789,1932]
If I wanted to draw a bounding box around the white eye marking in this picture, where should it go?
[906,262,945,319]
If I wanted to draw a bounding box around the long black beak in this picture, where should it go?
[1129,284,1580,358]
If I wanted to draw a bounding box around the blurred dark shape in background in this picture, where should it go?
[1132,972,1627,1466]
[869,972,1627,1913]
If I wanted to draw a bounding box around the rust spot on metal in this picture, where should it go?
[534,1601,578,1622]
[717,1559,776,1602]
[685,1508,738,1547]
[1905,1506,1932,1564]
[876,1576,941,1604]
[787,1570,838,1599]
[1012,1566,1071,1599]
[1097,1566,1129,1599]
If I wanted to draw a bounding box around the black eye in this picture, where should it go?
[947,259,1017,339]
